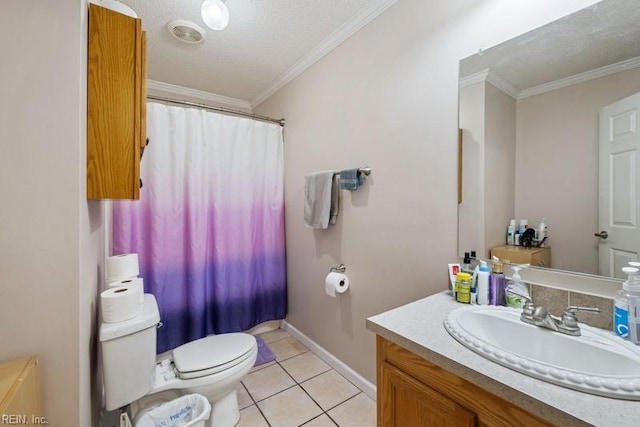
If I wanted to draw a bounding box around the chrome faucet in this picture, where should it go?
[513,293,600,336]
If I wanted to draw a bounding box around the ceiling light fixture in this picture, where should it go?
[167,20,206,44]
[201,0,229,31]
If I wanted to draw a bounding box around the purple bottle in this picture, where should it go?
[489,261,506,306]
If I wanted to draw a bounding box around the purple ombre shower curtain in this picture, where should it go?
[112,103,286,353]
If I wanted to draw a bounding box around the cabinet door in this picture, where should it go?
[380,362,476,427]
[87,4,144,199]
[0,357,41,417]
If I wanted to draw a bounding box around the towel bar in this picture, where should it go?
[334,167,372,177]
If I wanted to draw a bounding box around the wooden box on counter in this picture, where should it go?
[490,245,551,268]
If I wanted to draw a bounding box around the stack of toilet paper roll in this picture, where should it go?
[101,253,145,323]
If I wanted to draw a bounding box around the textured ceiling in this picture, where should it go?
[460,0,640,93]
[118,0,388,105]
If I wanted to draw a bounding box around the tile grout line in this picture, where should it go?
[249,331,373,426]
[275,352,361,426]
[240,381,273,427]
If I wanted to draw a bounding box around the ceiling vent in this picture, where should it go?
[167,20,206,44]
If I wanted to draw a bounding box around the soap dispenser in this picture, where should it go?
[622,266,640,344]
[505,265,529,308]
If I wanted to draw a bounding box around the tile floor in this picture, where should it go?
[236,329,376,427]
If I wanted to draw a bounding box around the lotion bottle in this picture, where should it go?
[477,260,490,305]
[505,265,529,308]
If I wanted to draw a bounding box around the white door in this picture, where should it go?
[598,92,640,278]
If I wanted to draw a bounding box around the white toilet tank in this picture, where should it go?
[100,294,160,411]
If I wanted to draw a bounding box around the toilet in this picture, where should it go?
[100,294,257,427]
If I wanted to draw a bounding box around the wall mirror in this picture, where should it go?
[458,0,640,280]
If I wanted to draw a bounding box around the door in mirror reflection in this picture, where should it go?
[599,92,640,278]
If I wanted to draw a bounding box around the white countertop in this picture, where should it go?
[366,291,638,427]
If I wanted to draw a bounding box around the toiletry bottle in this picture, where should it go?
[622,266,640,344]
[462,252,472,274]
[448,263,461,299]
[477,260,490,305]
[455,272,472,304]
[614,289,629,338]
[470,250,478,269]
[489,258,506,306]
[536,218,547,245]
[470,252,480,305]
[505,265,529,308]
[470,279,477,305]
[507,219,516,245]
[519,219,528,235]
[514,229,521,246]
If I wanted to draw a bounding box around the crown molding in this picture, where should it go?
[459,69,489,89]
[486,70,520,100]
[147,80,252,112]
[250,0,398,109]
[518,56,640,100]
[459,69,520,100]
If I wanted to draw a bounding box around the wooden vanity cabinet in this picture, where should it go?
[87,3,147,199]
[0,357,41,419]
[377,336,552,427]
[490,245,551,268]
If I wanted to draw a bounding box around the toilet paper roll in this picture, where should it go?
[106,253,139,283]
[101,286,141,323]
[108,277,144,305]
[325,272,350,298]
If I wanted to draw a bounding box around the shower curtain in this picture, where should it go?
[113,103,286,352]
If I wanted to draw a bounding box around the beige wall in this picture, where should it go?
[459,81,516,259]
[458,82,486,256]
[516,66,640,274]
[484,83,516,255]
[0,1,101,426]
[256,0,599,383]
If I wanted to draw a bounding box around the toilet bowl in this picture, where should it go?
[100,294,257,427]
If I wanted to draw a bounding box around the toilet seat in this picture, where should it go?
[173,333,257,379]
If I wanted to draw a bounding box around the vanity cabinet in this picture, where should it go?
[0,357,41,419]
[87,3,147,199]
[377,336,552,427]
[490,245,551,268]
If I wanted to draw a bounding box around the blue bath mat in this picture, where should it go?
[254,335,276,366]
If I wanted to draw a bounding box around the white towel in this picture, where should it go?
[304,171,337,228]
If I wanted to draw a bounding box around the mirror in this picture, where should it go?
[458,0,640,279]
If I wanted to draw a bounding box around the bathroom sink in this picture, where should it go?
[444,305,640,400]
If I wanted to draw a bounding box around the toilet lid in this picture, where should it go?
[172,333,256,378]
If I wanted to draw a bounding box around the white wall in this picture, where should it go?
[516,66,640,273]
[0,1,101,426]
[255,0,599,384]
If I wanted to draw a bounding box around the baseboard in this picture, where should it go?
[246,320,281,335]
[281,321,377,401]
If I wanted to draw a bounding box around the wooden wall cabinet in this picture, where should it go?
[490,245,551,268]
[377,336,552,427]
[0,357,42,422]
[87,3,147,199]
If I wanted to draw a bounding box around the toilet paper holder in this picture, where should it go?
[330,264,346,273]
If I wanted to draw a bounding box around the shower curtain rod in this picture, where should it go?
[147,95,285,127]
